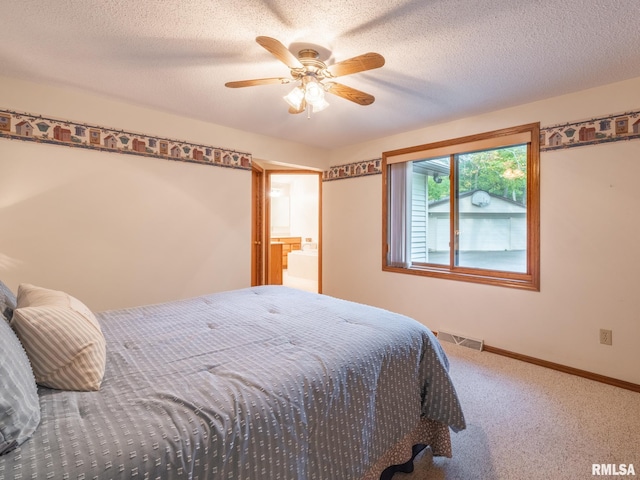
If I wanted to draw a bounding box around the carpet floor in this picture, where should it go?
[396,342,640,479]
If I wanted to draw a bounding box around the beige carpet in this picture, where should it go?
[396,342,640,479]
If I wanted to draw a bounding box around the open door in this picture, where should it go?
[251,163,265,286]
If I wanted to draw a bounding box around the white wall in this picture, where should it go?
[289,175,320,244]
[0,75,323,310]
[0,140,249,311]
[323,76,640,385]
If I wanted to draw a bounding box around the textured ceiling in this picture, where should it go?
[2,1,640,149]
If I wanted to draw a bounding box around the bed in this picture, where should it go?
[0,282,465,479]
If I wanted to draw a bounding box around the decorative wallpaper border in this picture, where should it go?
[323,158,382,181]
[2,107,638,180]
[0,109,252,170]
[540,109,640,151]
[323,108,640,181]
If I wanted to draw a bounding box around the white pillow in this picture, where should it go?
[11,284,106,391]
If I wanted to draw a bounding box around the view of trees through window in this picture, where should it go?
[424,145,527,204]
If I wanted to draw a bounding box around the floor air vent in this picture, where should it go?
[437,330,484,351]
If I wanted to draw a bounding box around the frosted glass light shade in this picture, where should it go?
[284,87,305,109]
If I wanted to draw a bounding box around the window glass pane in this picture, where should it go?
[455,145,527,273]
[411,157,450,266]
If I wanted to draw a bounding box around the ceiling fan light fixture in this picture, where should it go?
[284,79,330,113]
[284,86,305,110]
[312,97,330,113]
[304,78,324,104]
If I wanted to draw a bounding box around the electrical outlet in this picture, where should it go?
[599,329,612,346]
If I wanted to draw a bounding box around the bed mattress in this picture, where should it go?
[0,286,464,479]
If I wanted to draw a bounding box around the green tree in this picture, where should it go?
[458,146,527,204]
[427,175,450,201]
[423,145,527,204]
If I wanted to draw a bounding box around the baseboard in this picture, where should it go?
[431,331,640,393]
[483,345,640,393]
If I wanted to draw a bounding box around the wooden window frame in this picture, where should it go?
[382,123,540,291]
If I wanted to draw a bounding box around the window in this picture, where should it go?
[382,123,540,290]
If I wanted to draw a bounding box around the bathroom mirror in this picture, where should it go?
[270,182,290,236]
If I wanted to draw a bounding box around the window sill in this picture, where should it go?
[382,264,540,291]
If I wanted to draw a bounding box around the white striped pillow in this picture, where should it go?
[11,284,106,392]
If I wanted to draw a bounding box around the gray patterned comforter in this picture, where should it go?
[0,286,465,479]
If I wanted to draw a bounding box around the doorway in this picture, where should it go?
[252,168,322,293]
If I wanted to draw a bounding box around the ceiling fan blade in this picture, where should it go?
[256,36,303,70]
[225,77,293,88]
[288,99,307,114]
[326,52,385,78]
[326,83,375,105]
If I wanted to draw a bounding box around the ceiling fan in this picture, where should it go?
[225,36,385,115]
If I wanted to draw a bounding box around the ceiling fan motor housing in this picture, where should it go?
[294,49,327,79]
